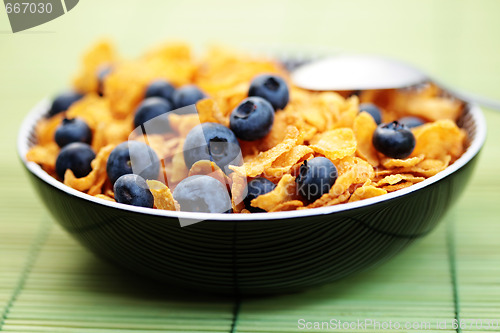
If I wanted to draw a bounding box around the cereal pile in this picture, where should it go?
[26,40,467,213]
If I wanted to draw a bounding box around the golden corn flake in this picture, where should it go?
[380,181,414,193]
[87,174,108,196]
[146,180,177,211]
[104,61,154,119]
[169,113,200,137]
[335,96,359,129]
[66,95,113,131]
[169,140,189,184]
[212,82,249,117]
[265,145,313,179]
[298,92,343,133]
[349,185,387,203]
[313,92,345,128]
[309,128,357,161]
[230,126,301,177]
[135,134,171,160]
[103,120,132,146]
[308,157,374,208]
[411,120,466,162]
[230,171,247,213]
[374,169,395,178]
[270,200,304,212]
[26,142,59,173]
[404,156,451,177]
[196,98,228,126]
[329,191,352,205]
[141,42,196,87]
[195,45,286,95]
[385,156,451,179]
[104,187,114,198]
[381,154,425,169]
[406,96,463,122]
[376,174,425,187]
[35,113,64,146]
[254,110,290,152]
[251,174,298,212]
[73,39,117,94]
[188,160,229,187]
[353,111,379,166]
[142,41,192,62]
[64,144,115,192]
[94,194,115,202]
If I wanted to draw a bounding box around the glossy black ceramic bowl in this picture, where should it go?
[18,93,486,296]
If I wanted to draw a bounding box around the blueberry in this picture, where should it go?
[229,97,274,141]
[296,157,338,202]
[113,174,154,208]
[398,116,425,128]
[55,142,96,179]
[359,103,382,125]
[372,121,416,159]
[106,141,160,185]
[133,97,173,132]
[183,123,242,173]
[173,175,231,213]
[145,79,176,103]
[171,85,206,111]
[48,91,84,117]
[97,65,112,96]
[248,74,289,110]
[55,118,92,148]
[243,178,276,213]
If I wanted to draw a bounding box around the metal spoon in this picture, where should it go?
[291,54,500,111]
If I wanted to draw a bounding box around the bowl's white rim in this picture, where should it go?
[18,98,487,222]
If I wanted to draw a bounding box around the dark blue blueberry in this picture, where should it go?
[55,142,95,179]
[183,123,242,173]
[145,79,176,103]
[48,91,84,117]
[229,97,274,141]
[133,97,173,132]
[173,175,231,213]
[248,74,289,110]
[55,118,92,148]
[113,174,154,208]
[244,178,276,213]
[359,103,383,125]
[97,65,112,96]
[372,121,416,159]
[171,85,206,111]
[398,116,425,128]
[296,157,338,202]
[106,141,160,185]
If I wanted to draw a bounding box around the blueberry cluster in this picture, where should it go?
[50,73,293,212]
[48,72,427,213]
[48,73,424,212]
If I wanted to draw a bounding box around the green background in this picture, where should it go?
[1,0,500,332]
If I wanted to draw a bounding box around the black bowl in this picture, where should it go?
[18,97,486,295]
